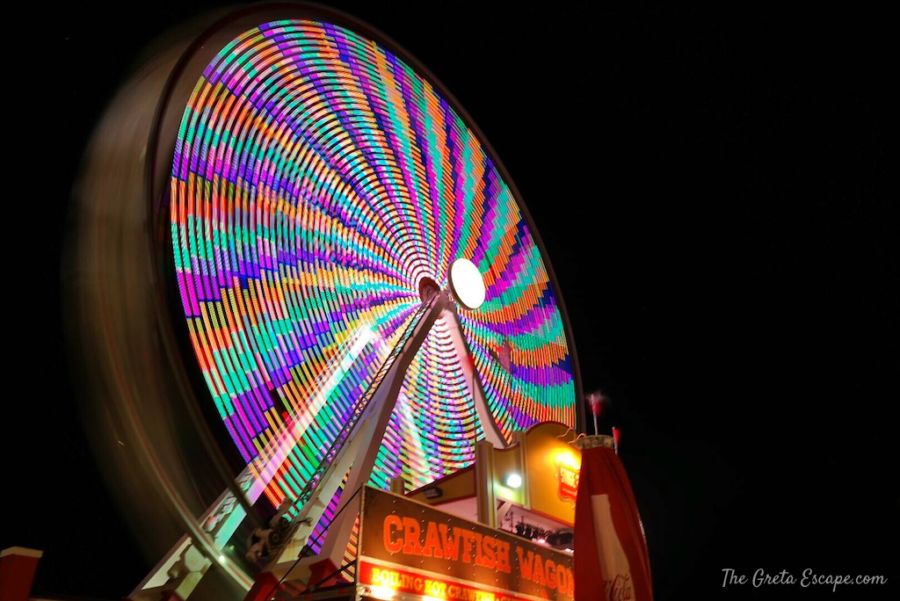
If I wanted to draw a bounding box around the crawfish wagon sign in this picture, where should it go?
[357,487,574,601]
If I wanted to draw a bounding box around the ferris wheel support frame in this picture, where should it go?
[130,289,507,600]
[265,293,510,588]
[266,290,450,579]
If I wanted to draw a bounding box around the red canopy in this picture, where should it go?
[574,446,653,601]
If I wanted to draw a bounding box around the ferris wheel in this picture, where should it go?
[72,4,582,598]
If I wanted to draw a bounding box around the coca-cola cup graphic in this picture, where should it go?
[591,494,636,601]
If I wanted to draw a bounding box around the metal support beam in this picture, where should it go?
[266,291,450,584]
[440,305,506,447]
[133,288,511,599]
[132,294,446,600]
[475,439,497,528]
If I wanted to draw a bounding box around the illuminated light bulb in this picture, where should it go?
[504,472,523,489]
[369,586,396,600]
[450,258,486,309]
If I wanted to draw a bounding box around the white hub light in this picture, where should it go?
[450,258,486,310]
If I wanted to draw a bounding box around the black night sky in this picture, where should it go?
[3,2,896,600]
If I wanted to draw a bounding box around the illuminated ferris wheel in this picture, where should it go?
[74,4,582,598]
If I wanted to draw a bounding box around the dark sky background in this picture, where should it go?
[3,2,896,600]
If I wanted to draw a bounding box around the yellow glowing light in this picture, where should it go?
[555,450,581,470]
